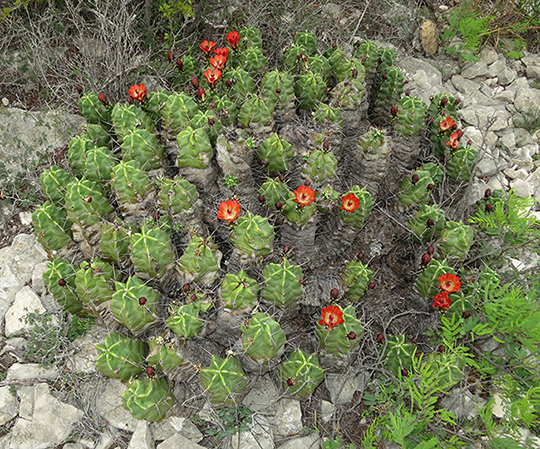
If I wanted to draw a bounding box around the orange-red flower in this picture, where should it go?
[432,291,451,310]
[209,54,227,70]
[128,84,147,102]
[319,305,345,331]
[214,47,230,59]
[446,131,460,149]
[438,117,455,132]
[203,68,222,89]
[438,273,461,293]
[293,185,316,208]
[200,40,216,57]
[226,31,240,50]
[217,200,241,224]
[340,193,360,213]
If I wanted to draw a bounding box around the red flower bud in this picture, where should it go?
[440,97,448,107]
[467,140,472,146]
[276,88,281,94]
[378,58,383,63]
[454,99,460,105]
[357,252,364,259]
[86,197,92,203]
[390,106,398,116]
[225,80,232,88]
[426,218,434,227]
[299,279,305,285]
[377,333,384,344]
[404,79,409,84]
[411,337,417,344]
[275,201,283,210]
[427,246,434,255]
[296,54,301,61]
[183,283,191,292]
[126,95,133,104]
[484,189,492,198]
[457,129,464,138]
[76,85,83,95]
[58,279,67,287]
[98,93,108,105]
[355,40,361,47]
[462,311,471,318]
[438,345,445,352]
[176,59,183,70]
[208,117,215,126]
[401,368,408,377]
[279,174,285,182]
[368,282,375,289]
[352,68,358,78]
[304,179,311,187]
[197,87,206,101]
[323,140,330,149]
[191,294,197,302]
[382,73,387,80]
[347,331,357,340]
[168,291,175,298]
[146,366,156,377]
[330,288,339,299]
[210,101,216,109]
[283,244,290,253]
[191,77,199,89]
[485,203,493,213]
[287,378,295,386]
[405,88,411,96]
[258,195,265,202]
[139,297,147,305]
[428,118,434,126]
[167,51,173,62]
[332,41,337,48]
[411,174,419,183]
[153,212,160,221]
[421,253,431,265]
[427,183,434,190]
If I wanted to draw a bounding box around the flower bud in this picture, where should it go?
[401,368,408,377]
[299,279,305,285]
[287,378,295,386]
[76,85,83,95]
[405,88,411,96]
[377,333,384,344]
[139,297,147,305]
[146,366,156,377]
[368,282,375,289]
[86,197,92,203]
[191,76,199,89]
[457,129,464,138]
[484,188,492,198]
[428,118,434,126]
[462,311,471,318]
[427,183,434,191]
[411,174,419,184]
[304,179,311,187]
[167,51,173,62]
[275,201,283,210]
[426,218,434,228]
[421,253,431,265]
[467,140,472,146]
[191,294,197,302]
[440,97,448,107]
[279,174,285,182]
[58,279,67,287]
[258,195,265,202]
[485,203,493,213]
[210,101,216,109]
[332,41,337,48]
[390,106,398,116]
[438,345,445,352]
[176,59,183,70]
[197,87,206,101]
[330,288,339,299]
[404,79,409,84]
[126,95,133,104]
[283,244,290,253]
[226,79,232,88]
[355,40,361,47]
[454,99,460,105]
[323,140,330,149]
[98,93,108,105]
[208,117,215,126]
[357,252,364,259]
[378,58,383,63]
[411,337,417,344]
[276,88,281,94]
[352,68,358,78]
[183,283,191,292]
[347,331,357,340]
[382,73,387,80]
[296,54,301,61]
[427,246,434,255]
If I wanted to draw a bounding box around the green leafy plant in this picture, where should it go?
[24,312,70,366]
[206,406,252,440]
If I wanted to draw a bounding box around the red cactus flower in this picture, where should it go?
[214,47,230,59]
[319,305,345,331]
[340,193,360,213]
[438,273,461,293]
[438,116,455,132]
[203,68,222,89]
[200,40,216,57]
[217,200,241,224]
[293,185,316,208]
[209,54,227,70]
[432,291,451,310]
[446,131,460,149]
[128,84,147,102]
[226,31,240,50]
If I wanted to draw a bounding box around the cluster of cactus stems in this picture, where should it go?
[35,27,485,422]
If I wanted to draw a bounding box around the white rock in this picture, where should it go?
[277,433,320,449]
[459,105,510,131]
[9,383,83,449]
[320,400,335,423]
[494,89,516,103]
[156,432,205,449]
[463,126,499,149]
[492,392,506,418]
[151,416,203,442]
[479,46,498,64]
[6,363,60,381]
[503,168,528,181]
[67,322,109,374]
[462,60,488,79]
[4,286,46,337]
[95,379,139,432]
[229,415,274,449]
[19,211,33,226]
[451,74,480,96]
[242,374,279,412]
[514,87,540,113]
[266,398,303,437]
[127,420,154,449]
[0,386,19,425]
[441,389,486,420]
[31,262,48,296]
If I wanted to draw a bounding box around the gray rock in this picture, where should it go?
[266,398,303,437]
[229,415,274,449]
[526,65,540,83]
[396,57,443,105]
[19,211,32,226]
[476,153,507,178]
[0,234,48,324]
[8,383,83,449]
[463,126,499,150]
[95,379,139,432]
[494,88,516,104]
[31,262,48,296]
[277,433,320,449]
[511,145,535,170]
[514,87,540,113]
[0,386,19,425]
[151,416,203,442]
[67,322,110,374]
[461,60,489,79]
[321,3,341,19]
[242,374,279,412]
[488,59,516,85]
[506,77,530,94]
[4,286,46,337]
[522,52,540,68]
[6,363,60,381]
[441,388,486,420]
[458,105,510,131]
[479,46,498,65]
[127,420,153,449]
[156,433,205,449]
[320,400,335,423]
[451,74,480,96]
[325,369,367,404]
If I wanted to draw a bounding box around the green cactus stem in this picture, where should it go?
[99,219,134,267]
[416,259,455,299]
[295,71,327,111]
[120,129,164,171]
[147,334,185,372]
[176,126,213,170]
[260,70,296,117]
[222,68,256,104]
[111,103,154,144]
[43,258,82,315]
[261,258,303,310]
[301,149,337,187]
[176,235,222,286]
[230,211,275,260]
[220,271,260,311]
[95,332,146,382]
[341,260,373,302]
[68,135,94,178]
[166,303,204,339]
[279,349,325,400]
[200,355,249,405]
[437,221,474,263]
[130,223,175,279]
[84,146,118,184]
[258,177,291,210]
[78,91,111,125]
[371,66,404,127]
[383,334,416,377]
[408,205,446,243]
[32,201,74,254]
[239,46,269,77]
[84,123,111,149]
[294,31,318,56]
[398,169,434,209]
[239,26,263,49]
[65,178,114,230]
[39,166,76,206]
[161,92,199,137]
[238,96,275,135]
[122,377,175,421]
[446,145,478,182]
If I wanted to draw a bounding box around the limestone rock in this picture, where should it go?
[127,420,154,449]
[4,286,46,337]
[419,20,438,57]
[277,433,320,449]
[242,374,279,412]
[95,378,139,432]
[151,416,203,442]
[514,87,540,113]
[462,60,488,79]
[6,363,60,381]
[0,386,19,425]
[229,415,274,449]
[156,432,205,449]
[441,388,486,420]
[265,398,303,437]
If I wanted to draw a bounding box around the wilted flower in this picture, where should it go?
[226,31,240,50]
[128,84,147,102]
[340,193,360,213]
[209,54,227,70]
[432,291,451,310]
[214,47,230,58]
[438,116,455,132]
[203,68,222,89]
[319,305,344,331]
[217,200,241,224]
[200,40,216,57]
[293,185,316,208]
[438,273,461,293]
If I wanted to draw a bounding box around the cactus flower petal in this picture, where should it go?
[340,193,360,213]
[293,185,316,208]
[319,305,344,331]
[217,200,241,224]
[128,84,147,102]
[432,291,451,310]
[438,273,461,293]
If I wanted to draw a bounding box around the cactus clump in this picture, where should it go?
[95,332,146,382]
[200,355,249,405]
[122,377,175,422]
[279,349,325,399]
[261,258,304,309]
[383,335,416,376]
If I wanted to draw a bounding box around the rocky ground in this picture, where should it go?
[1,35,540,449]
